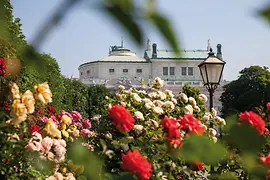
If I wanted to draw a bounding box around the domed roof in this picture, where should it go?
[97,45,147,62]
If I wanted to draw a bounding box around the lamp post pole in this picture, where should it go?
[198,48,226,173]
[209,88,214,128]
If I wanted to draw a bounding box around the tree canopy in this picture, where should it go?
[220,66,270,117]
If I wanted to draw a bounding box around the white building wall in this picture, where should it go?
[78,62,151,81]
[151,59,202,81]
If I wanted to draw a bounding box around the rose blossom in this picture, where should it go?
[121,150,152,179]
[198,94,208,103]
[82,119,91,129]
[179,93,188,103]
[41,136,53,153]
[60,111,72,119]
[134,111,144,121]
[160,116,183,147]
[267,102,270,111]
[184,105,193,114]
[51,116,59,126]
[108,105,135,132]
[72,111,82,121]
[194,161,204,171]
[81,129,92,137]
[178,114,206,135]
[239,111,266,135]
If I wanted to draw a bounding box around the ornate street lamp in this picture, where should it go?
[198,48,226,127]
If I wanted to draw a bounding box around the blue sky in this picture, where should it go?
[11,0,270,80]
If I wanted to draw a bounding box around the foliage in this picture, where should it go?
[220,66,270,117]
[87,85,110,117]
[61,78,89,118]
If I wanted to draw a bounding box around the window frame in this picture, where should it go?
[181,67,187,76]
[109,69,115,73]
[188,67,194,76]
[163,67,168,76]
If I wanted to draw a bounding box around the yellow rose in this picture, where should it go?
[62,130,69,138]
[60,124,67,130]
[45,119,61,139]
[34,82,52,104]
[61,115,72,125]
[21,90,35,114]
[10,99,27,125]
[9,82,20,99]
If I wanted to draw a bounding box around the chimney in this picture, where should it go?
[216,44,222,59]
[146,39,151,51]
[152,43,157,58]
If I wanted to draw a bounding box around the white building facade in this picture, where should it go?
[78,40,229,114]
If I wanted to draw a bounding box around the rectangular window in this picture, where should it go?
[123,69,128,73]
[188,67,194,76]
[87,70,90,74]
[181,67,187,76]
[80,72,83,76]
[170,67,175,75]
[137,69,142,73]
[109,69,114,73]
[163,67,168,76]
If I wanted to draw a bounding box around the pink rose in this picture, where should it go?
[81,129,92,137]
[41,137,53,153]
[72,111,82,121]
[267,102,270,111]
[51,116,59,126]
[41,116,48,123]
[82,119,92,129]
[61,111,72,119]
[73,122,83,129]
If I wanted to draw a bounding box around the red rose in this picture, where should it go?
[268,114,270,122]
[267,102,270,111]
[0,58,7,76]
[239,111,266,135]
[194,161,204,171]
[161,116,180,139]
[108,105,135,132]
[29,124,41,134]
[260,154,270,179]
[161,116,183,147]
[121,150,152,180]
[178,114,206,135]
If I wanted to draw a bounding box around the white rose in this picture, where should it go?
[148,92,158,99]
[153,100,164,107]
[119,85,125,90]
[179,93,188,103]
[211,108,217,117]
[188,97,197,106]
[171,98,177,104]
[184,105,193,114]
[150,119,159,128]
[194,105,200,112]
[131,93,141,102]
[209,128,217,136]
[134,111,144,121]
[198,94,208,103]
[153,77,164,88]
[133,125,144,135]
[153,106,164,115]
[163,101,175,110]
[211,136,217,143]
[145,101,154,109]
[158,91,167,100]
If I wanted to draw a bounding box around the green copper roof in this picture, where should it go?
[145,49,209,59]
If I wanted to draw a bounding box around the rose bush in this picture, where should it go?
[0,77,270,179]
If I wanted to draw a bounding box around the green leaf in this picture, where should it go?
[259,6,270,25]
[67,140,104,180]
[226,123,265,153]
[149,12,180,54]
[101,2,143,45]
[178,135,226,165]
[209,172,238,180]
